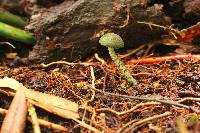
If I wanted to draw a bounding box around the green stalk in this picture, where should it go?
[0,22,36,44]
[108,47,137,86]
[0,9,27,28]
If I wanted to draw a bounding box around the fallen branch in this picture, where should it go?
[127,54,200,65]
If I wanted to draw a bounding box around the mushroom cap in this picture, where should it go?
[99,33,124,49]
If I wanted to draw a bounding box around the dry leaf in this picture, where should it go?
[30,99,79,119]
[26,89,78,113]
[0,77,79,120]
[5,53,18,59]
[176,117,189,133]
[161,22,200,45]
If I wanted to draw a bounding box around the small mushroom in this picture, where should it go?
[99,33,137,86]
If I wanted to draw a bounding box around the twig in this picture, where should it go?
[137,21,179,39]
[90,87,200,113]
[177,97,200,103]
[88,66,97,130]
[119,44,146,59]
[117,111,172,133]
[102,72,107,92]
[0,108,7,115]
[73,118,102,133]
[94,53,106,65]
[97,102,160,116]
[28,102,41,133]
[37,119,68,132]
[127,54,200,65]
[148,124,162,133]
[0,42,15,48]
[40,61,95,68]
[81,66,96,129]
[99,113,106,127]
[119,9,130,28]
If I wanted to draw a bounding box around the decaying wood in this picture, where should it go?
[1,85,27,133]
[26,0,171,63]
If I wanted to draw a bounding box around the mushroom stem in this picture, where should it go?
[108,47,137,86]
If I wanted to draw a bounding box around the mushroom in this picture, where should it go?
[99,33,137,86]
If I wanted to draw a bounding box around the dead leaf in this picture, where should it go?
[5,53,17,59]
[26,89,78,113]
[161,22,200,45]
[30,99,79,119]
[0,77,79,120]
[176,117,189,133]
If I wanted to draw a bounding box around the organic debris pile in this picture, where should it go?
[0,55,200,132]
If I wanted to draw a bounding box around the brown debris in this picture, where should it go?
[0,57,200,132]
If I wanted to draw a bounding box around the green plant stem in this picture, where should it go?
[108,47,137,86]
[0,9,27,28]
[0,22,36,45]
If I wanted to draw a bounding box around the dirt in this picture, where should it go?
[0,57,199,132]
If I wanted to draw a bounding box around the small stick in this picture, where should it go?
[37,119,68,132]
[73,118,102,133]
[0,42,15,48]
[40,61,95,68]
[177,97,200,103]
[119,44,146,59]
[137,21,179,39]
[89,66,96,103]
[28,102,41,133]
[127,54,200,65]
[94,53,106,65]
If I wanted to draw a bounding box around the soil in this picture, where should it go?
[0,0,200,133]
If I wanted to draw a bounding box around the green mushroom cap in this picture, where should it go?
[99,33,124,49]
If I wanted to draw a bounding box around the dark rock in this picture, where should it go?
[26,0,171,63]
